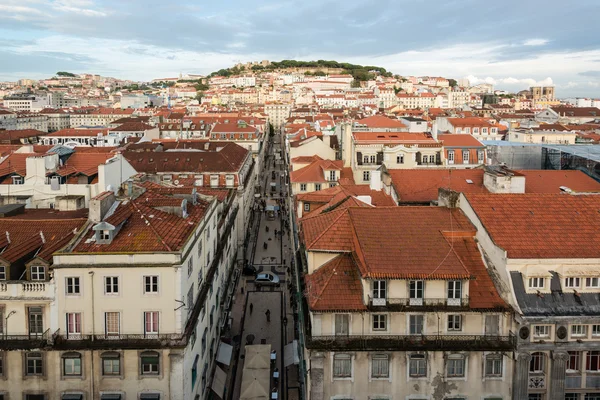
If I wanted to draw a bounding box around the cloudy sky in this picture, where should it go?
[1,0,599,97]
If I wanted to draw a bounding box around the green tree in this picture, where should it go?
[448,79,458,87]
[196,92,205,102]
[56,71,76,77]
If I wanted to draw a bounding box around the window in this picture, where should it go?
[567,351,581,372]
[530,352,545,373]
[100,230,110,240]
[104,276,119,294]
[478,150,485,163]
[192,355,199,389]
[187,285,194,314]
[144,312,159,335]
[446,355,465,377]
[0,351,3,376]
[409,280,424,305]
[0,266,5,280]
[197,270,203,286]
[397,154,404,164]
[593,325,600,337]
[62,352,81,376]
[369,155,376,164]
[462,150,470,163]
[197,240,202,258]
[335,314,349,335]
[409,315,424,335]
[66,277,80,295]
[187,259,193,277]
[329,170,336,181]
[201,328,208,355]
[447,315,462,331]
[429,155,435,164]
[333,354,351,378]
[101,352,120,375]
[587,351,600,371]
[314,183,321,191]
[144,276,159,293]
[304,203,310,212]
[373,314,387,331]
[587,277,600,288]
[571,325,587,337]
[105,312,120,336]
[447,281,461,299]
[28,306,43,336]
[300,184,307,192]
[371,354,389,378]
[12,176,23,184]
[448,150,454,163]
[409,354,427,377]
[565,277,581,289]
[141,351,160,375]
[66,313,81,337]
[373,280,386,300]
[565,394,579,400]
[528,277,545,289]
[528,395,542,400]
[485,354,503,377]
[363,155,369,164]
[363,171,370,181]
[30,266,45,281]
[26,352,43,375]
[533,325,550,338]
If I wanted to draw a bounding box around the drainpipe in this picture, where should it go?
[89,271,95,399]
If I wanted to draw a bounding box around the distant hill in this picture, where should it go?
[209,60,393,84]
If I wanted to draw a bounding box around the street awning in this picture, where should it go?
[284,340,299,367]
[216,341,233,365]
[211,365,227,398]
[100,395,122,400]
[244,344,271,369]
[62,395,83,400]
[240,368,270,400]
[139,394,160,400]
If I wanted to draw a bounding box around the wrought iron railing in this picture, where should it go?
[368,296,469,309]
[0,329,50,349]
[52,329,185,350]
[306,332,516,352]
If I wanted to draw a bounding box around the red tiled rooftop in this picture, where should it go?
[290,159,343,183]
[353,131,437,144]
[388,169,488,203]
[439,134,485,147]
[44,128,109,137]
[357,115,407,128]
[517,170,600,193]
[464,193,600,259]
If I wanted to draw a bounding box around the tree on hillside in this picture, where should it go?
[57,71,76,77]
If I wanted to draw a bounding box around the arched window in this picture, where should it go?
[62,351,82,376]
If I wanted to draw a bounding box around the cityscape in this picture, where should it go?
[1,2,600,400]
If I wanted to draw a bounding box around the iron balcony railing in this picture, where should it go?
[0,329,51,349]
[306,332,516,352]
[53,330,185,350]
[368,296,470,310]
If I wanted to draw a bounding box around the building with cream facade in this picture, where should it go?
[300,206,515,400]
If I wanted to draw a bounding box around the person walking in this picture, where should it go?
[265,309,271,322]
[250,303,254,314]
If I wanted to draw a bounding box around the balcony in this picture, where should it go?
[368,296,469,311]
[53,331,185,350]
[306,332,516,352]
[0,329,51,350]
[0,281,54,299]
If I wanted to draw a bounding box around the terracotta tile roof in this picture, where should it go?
[0,130,45,142]
[0,209,87,264]
[123,142,248,173]
[353,131,437,144]
[517,170,600,193]
[291,155,323,164]
[304,254,367,311]
[551,106,600,118]
[438,134,485,147]
[339,167,355,185]
[290,159,343,183]
[298,184,396,217]
[447,117,493,128]
[0,153,37,177]
[56,153,115,177]
[110,122,155,132]
[73,193,210,253]
[211,123,257,134]
[388,169,488,203]
[357,115,406,128]
[464,193,600,259]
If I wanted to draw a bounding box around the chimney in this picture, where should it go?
[369,169,382,191]
[89,191,116,223]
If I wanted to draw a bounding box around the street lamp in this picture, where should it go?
[5,310,16,339]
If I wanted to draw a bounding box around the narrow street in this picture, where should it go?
[224,131,300,400]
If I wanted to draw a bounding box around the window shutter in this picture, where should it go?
[415,151,422,165]
[435,151,441,165]
[357,152,363,165]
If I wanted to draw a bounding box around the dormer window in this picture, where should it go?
[565,277,581,289]
[447,281,462,306]
[93,222,116,244]
[528,277,545,289]
[30,266,46,281]
[0,265,6,280]
[12,176,23,185]
[329,171,336,181]
[100,230,110,240]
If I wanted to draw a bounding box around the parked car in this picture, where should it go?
[254,272,280,286]
[243,265,257,276]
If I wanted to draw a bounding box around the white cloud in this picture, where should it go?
[523,38,549,46]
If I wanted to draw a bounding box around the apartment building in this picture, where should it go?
[289,158,350,195]
[16,113,49,132]
[459,193,600,400]
[39,108,71,132]
[69,108,135,128]
[0,109,17,130]
[3,94,50,112]
[438,134,487,167]
[264,102,292,130]
[435,117,501,141]
[300,206,515,400]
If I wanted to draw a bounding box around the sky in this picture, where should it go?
[0,0,599,97]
